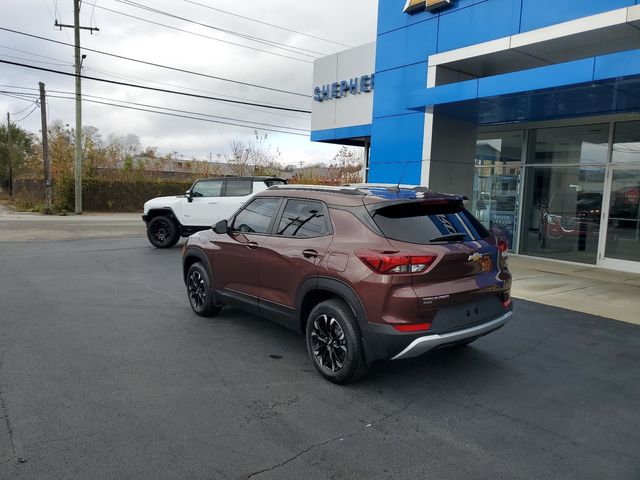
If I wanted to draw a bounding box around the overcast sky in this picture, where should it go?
[0,0,377,165]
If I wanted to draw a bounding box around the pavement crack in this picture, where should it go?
[244,401,414,479]
[20,430,102,450]
[492,331,556,367]
[0,385,16,458]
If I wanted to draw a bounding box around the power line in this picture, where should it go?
[0,59,312,114]
[12,103,40,123]
[10,100,39,116]
[184,0,352,49]
[91,3,314,64]
[0,26,310,98]
[0,52,73,68]
[54,89,308,132]
[0,92,37,103]
[0,44,72,64]
[114,0,326,57]
[0,43,310,115]
[0,89,308,137]
[0,89,308,133]
[81,66,301,112]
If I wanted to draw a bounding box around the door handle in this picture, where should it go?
[208,202,218,205]
[302,249,319,259]
[246,242,259,250]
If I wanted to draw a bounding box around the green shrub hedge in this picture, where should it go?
[15,177,194,212]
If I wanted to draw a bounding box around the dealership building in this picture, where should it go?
[311,0,640,272]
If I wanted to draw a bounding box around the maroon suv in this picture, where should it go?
[182,185,512,383]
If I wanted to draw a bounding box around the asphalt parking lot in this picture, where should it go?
[1,236,639,480]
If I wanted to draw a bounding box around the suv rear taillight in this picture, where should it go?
[497,240,508,258]
[356,249,437,274]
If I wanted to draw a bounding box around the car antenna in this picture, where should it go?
[391,157,412,193]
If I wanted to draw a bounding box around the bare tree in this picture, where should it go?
[223,131,283,177]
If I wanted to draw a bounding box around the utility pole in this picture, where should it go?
[55,4,99,214]
[39,82,52,214]
[6,112,12,197]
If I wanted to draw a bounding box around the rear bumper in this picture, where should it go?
[391,311,512,360]
[359,309,512,361]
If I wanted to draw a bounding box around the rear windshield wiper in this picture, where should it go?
[429,233,467,243]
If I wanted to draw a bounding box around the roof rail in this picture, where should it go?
[269,184,366,196]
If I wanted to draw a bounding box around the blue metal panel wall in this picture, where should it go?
[437,0,522,52]
[367,0,638,183]
[368,113,424,183]
[520,0,636,31]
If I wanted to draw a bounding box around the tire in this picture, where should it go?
[147,215,180,248]
[306,299,368,384]
[186,262,220,317]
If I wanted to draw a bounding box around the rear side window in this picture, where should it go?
[232,197,280,234]
[276,199,329,238]
[371,202,489,244]
[225,179,252,197]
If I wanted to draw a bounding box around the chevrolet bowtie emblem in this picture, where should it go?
[404,0,452,14]
[468,253,483,262]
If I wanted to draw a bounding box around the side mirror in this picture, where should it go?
[213,219,229,235]
[186,190,193,203]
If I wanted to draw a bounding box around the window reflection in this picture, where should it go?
[473,131,523,248]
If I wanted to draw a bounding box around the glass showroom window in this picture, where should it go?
[472,131,523,250]
[520,124,609,264]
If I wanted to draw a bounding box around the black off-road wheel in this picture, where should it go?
[147,215,180,249]
[306,299,368,384]
[186,262,220,317]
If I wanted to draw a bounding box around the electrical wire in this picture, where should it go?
[0,26,310,98]
[91,4,313,64]
[82,66,299,112]
[0,82,308,122]
[0,52,73,68]
[89,0,98,29]
[0,44,310,115]
[0,89,309,134]
[0,92,37,103]
[0,59,312,113]
[51,95,308,135]
[0,44,72,64]
[113,0,326,57]
[183,0,352,48]
[10,100,39,116]
[12,103,40,123]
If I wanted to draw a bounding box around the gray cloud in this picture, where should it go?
[0,0,376,164]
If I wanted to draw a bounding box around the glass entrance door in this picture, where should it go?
[599,121,640,272]
[601,167,640,271]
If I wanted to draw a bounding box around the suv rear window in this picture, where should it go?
[371,202,489,244]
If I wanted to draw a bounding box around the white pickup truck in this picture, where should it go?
[142,176,286,248]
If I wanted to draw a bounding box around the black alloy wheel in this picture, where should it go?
[188,269,207,311]
[186,262,220,317]
[306,299,368,384]
[310,314,348,373]
[147,215,179,248]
